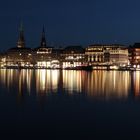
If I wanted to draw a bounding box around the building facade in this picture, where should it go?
[85,45,104,64]
[5,23,33,68]
[60,46,87,69]
[129,43,140,68]
[33,27,54,68]
[85,44,129,67]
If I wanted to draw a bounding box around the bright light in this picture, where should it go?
[37,61,46,67]
[110,66,119,70]
[133,65,136,68]
[2,58,6,62]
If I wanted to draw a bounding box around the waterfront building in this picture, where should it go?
[5,23,33,68]
[51,47,63,68]
[85,44,129,68]
[0,53,6,68]
[104,45,128,66]
[129,43,140,68]
[85,45,104,64]
[33,27,60,68]
[60,46,86,69]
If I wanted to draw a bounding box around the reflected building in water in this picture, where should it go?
[0,69,32,96]
[62,70,82,93]
[35,70,60,95]
[0,69,138,99]
[84,71,131,99]
[131,71,140,97]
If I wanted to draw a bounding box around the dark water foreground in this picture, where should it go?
[0,69,140,139]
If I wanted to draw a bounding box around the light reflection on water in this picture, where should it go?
[131,71,140,97]
[0,69,139,99]
[84,71,131,99]
[63,70,82,94]
[36,69,59,94]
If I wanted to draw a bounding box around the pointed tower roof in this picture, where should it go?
[17,22,25,48]
[40,26,47,47]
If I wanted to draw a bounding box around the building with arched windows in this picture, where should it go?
[85,44,129,69]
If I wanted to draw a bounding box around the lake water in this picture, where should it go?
[0,69,140,139]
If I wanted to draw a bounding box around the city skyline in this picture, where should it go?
[0,22,139,52]
[1,0,140,51]
[1,1,140,139]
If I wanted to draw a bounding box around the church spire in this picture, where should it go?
[40,26,47,47]
[17,22,25,48]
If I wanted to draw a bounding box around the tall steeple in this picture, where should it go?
[40,26,47,47]
[17,22,25,48]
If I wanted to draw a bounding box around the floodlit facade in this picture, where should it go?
[60,46,87,69]
[129,43,140,68]
[6,48,33,68]
[85,45,104,64]
[33,27,51,68]
[86,44,129,66]
[5,23,33,68]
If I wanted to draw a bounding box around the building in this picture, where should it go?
[85,44,129,68]
[51,47,63,68]
[0,53,6,68]
[85,45,104,64]
[33,27,60,68]
[5,23,33,68]
[104,45,128,66]
[60,46,86,69]
[129,43,140,68]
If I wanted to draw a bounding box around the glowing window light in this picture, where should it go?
[133,65,136,68]
[2,58,6,62]
[110,66,119,70]
[37,61,47,67]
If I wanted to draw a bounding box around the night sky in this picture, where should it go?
[0,0,140,51]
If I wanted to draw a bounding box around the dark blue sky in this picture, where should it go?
[0,0,140,50]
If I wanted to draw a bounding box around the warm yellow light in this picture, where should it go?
[110,66,119,70]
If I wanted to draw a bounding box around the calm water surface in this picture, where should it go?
[0,69,140,139]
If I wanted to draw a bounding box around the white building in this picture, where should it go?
[85,44,129,66]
